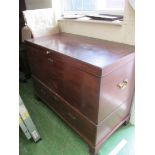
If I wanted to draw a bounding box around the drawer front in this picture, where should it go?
[98,60,135,122]
[32,77,97,145]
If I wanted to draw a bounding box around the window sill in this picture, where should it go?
[58,17,123,26]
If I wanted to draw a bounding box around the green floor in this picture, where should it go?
[19,79,134,155]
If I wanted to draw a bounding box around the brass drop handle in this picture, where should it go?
[48,58,53,63]
[117,79,128,89]
[68,113,76,120]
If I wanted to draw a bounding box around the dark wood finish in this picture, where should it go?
[27,45,100,122]
[19,44,31,80]
[26,33,135,155]
[98,60,135,123]
[32,76,97,146]
[19,0,26,43]
[26,33,134,76]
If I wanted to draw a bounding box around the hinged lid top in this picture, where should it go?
[26,33,134,76]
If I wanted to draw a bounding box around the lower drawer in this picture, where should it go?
[32,76,97,146]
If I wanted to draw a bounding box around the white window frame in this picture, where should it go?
[61,0,125,16]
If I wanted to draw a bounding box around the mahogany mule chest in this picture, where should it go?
[25,33,135,155]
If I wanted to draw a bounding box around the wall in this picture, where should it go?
[130,96,135,125]
[58,0,135,45]
[25,0,52,10]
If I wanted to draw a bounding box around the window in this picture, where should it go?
[62,0,125,15]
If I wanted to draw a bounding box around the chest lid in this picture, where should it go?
[26,33,135,77]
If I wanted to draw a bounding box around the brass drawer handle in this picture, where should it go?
[117,79,128,89]
[68,113,76,120]
[48,58,53,63]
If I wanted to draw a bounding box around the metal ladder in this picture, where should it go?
[19,95,41,142]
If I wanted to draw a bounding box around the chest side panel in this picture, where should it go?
[98,58,135,123]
